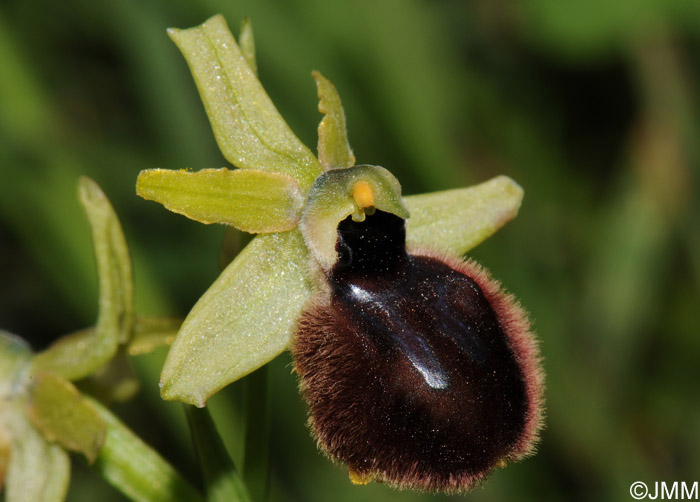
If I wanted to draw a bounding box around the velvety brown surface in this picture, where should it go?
[293,212,543,492]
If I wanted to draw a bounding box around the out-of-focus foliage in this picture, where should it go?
[0,1,698,501]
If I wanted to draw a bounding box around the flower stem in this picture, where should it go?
[242,366,271,501]
[88,397,203,502]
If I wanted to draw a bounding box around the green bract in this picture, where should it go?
[141,14,524,407]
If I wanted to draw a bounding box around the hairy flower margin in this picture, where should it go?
[136,14,544,493]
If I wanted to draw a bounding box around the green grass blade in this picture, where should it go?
[185,406,251,502]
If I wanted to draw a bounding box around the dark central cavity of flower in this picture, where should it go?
[294,210,541,492]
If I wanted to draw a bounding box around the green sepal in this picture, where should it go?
[0,403,70,502]
[168,15,322,190]
[160,230,312,407]
[404,175,524,255]
[33,177,134,380]
[313,71,355,170]
[26,371,107,463]
[136,168,305,233]
[300,165,409,270]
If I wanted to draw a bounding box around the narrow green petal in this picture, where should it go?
[136,168,305,233]
[300,165,409,270]
[185,406,251,502]
[33,177,134,380]
[160,231,312,407]
[128,317,182,356]
[27,371,106,463]
[238,18,257,76]
[1,404,70,502]
[313,71,355,170]
[88,397,203,502]
[404,175,524,255]
[80,176,135,344]
[168,15,322,190]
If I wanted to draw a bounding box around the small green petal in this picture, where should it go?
[128,317,182,356]
[313,71,355,170]
[136,168,305,233]
[168,15,322,190]
[1,403,70,502]
[33,177,134,380]
[300,165,409,270]
[238,18,257,76]
[27,371,106,463]
[404,175,524,255]
[160,230,312,407]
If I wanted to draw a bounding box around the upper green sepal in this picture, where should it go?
[137,168,305,233]
[168,14,322,191]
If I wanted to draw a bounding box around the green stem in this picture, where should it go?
[242,366,271,502]
[185,405,251,502]
[88,397,203,502]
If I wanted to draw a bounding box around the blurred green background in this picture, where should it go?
[1,1,699,501]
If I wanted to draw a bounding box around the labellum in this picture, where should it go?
[294,171,543,492]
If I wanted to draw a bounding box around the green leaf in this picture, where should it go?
[88,397,203,502]
[26,371,106,463]
[168,15,322,191]
[404,175,524,255]
[136,168,305,233]
[33,177,134,380]
[300,165,409,270]
[185,406,251,502]
[313,71,355,170]
[238,18,257,76]
[1,403,70,502]
[160,230,312,406]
